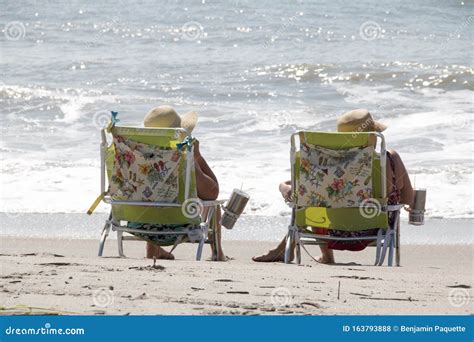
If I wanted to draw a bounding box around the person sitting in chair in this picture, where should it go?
[252,109,414,264]
[143,105,225,261]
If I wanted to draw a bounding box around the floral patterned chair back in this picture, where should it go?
[103,126,198,225]
[109,134,182,204]
[296,143,375,209]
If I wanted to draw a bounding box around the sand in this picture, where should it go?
[0,237,472,315]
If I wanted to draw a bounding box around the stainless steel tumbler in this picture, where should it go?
[220,189,250,229]
[409,189,426,226]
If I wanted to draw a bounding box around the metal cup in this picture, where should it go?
[409,189,426,226]
[220,189,250,229]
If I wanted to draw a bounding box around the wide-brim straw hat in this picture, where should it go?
[337,109,387,133]
[144,105,198,133]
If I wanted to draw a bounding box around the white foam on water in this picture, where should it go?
[1,90,472,220]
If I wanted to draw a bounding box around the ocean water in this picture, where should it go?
[1,1,473,241]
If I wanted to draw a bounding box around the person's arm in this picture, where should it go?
[196,153,218,184]
[193,140,219,200]
[279,180,292,201]
[390,150,415,207]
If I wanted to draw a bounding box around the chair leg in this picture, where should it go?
[98,223,109,257]
[284,229,293,264]
[296,240,302,265]
[374,229,383,266]
[388,232,394,266]
[196,237,205,261]
[98,212,112,257]
[378,229,393,266]
[117,230,125,258]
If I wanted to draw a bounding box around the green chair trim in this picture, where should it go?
[111,126,184,148]
[299,131,375,150]
[295,207,388,231]
[112,206,200,225]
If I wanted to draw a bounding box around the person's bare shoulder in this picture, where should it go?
[388,149,403,165]
[388,149,399,157]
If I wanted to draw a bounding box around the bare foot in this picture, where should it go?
[252,247,294,263]
[212,249,227,262]
[146,243,175,260]
[316,255,335,264]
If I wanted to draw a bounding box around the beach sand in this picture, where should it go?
[0,237,472,315]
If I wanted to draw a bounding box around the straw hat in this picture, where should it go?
[337,109,387,132]
[143,105,198,133]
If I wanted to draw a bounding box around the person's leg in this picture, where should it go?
[317,244,335,264]
[146,241,174,260]
[211,206,225,261]
[252,236,294,262]
[309,227,335,264]
[253,180,296,263]
[203,206,226,261]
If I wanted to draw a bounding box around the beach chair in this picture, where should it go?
[284,131,403,266]
[87,113,225,260]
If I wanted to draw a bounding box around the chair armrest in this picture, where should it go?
[387,204,404,211]
[201,199,228,207]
